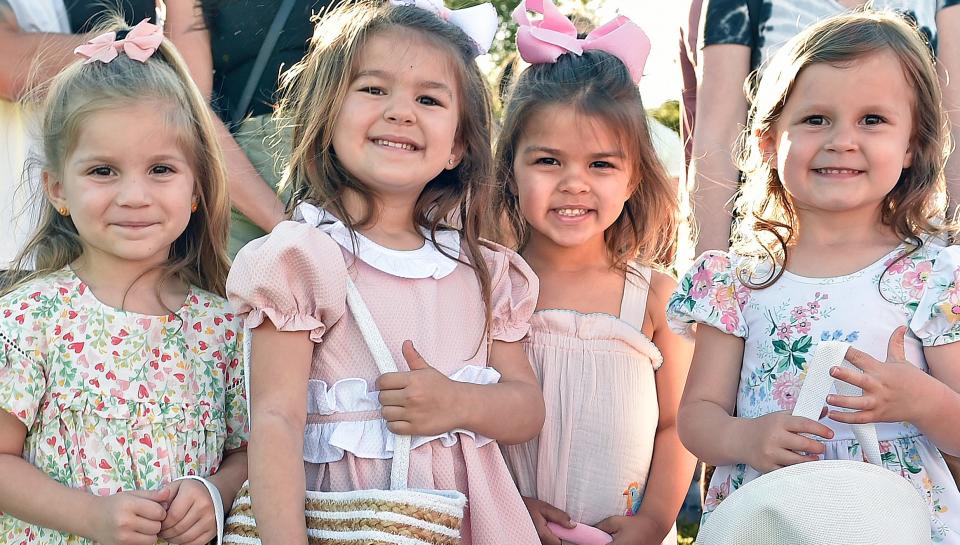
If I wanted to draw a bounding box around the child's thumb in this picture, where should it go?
[129,486,171,503]
[401,340,432,371]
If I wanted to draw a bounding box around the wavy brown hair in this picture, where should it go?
[733,9,954,287]
[492,50,680,272]
[6,18,231,299]
[275,0,496,332]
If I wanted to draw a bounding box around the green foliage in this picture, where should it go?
[649,99,680,135]
[678,519,700,544]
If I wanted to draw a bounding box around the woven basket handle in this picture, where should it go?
[344,276,413,490]
[791,340,882,465]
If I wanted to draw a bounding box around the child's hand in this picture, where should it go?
[91,488,170,545]
[596,514,662,544]
[522,496,574,545]
[158,479,218,545]
[740,410,834,473]
[828,327,933,425]
[376,340,462,436]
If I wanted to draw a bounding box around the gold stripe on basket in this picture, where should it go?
[225,485,463,545]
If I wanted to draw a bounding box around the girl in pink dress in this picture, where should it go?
[224,2,544,544]
[0,20,247,545]
[493,2,697,544]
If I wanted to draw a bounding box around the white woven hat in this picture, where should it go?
[697,341,931,545]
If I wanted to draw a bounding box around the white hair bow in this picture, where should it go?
[389,0,499,55]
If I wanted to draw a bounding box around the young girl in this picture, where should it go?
[668,10,960,542]
[224,1,543,544]
[0,19,247,545]
[495,2,696,544]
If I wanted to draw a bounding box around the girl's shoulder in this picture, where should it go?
[0,269,78,329]
[475,240,540,343]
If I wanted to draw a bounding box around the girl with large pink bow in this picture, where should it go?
[496,2,697,545]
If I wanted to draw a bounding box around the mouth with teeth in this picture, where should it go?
[814,168,863,175]
[372,138,419,151]
[555,208,591,217]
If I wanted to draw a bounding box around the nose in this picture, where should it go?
[824,125,858,152]
[558,168,590,194]
[115,175,151,207]
[383,96,415,125]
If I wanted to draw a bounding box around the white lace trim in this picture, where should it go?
[294,203,461,280]
[302,365,500,463]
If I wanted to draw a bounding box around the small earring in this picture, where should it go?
[57,206,69,216]
[191,201,198,213]
[448,158,455,166]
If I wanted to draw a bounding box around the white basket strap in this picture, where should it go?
[792,340,882,465]
[344,276,411,490]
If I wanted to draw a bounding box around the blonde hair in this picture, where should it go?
[276,0,496,329]
[493,50,680,272]
[7,18,231,298]
[733,9,953,287]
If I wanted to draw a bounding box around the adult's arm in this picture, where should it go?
[937,5,960,217]
[689,43,751,253]
[165,0,285,232]
[0,3,87,100]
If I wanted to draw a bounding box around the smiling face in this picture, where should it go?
[764,49,915,217]
[513,105,633,251]
[46,101,197,270]
[331,28,464,200]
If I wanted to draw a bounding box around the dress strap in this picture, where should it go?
[619,264,651,331]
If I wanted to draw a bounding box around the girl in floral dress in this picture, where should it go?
[494,2,696,544]
[668,10,960,542]
[224,2,543,544]
[0,19,247,545]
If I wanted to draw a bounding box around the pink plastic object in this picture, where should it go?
[546,522,613,545]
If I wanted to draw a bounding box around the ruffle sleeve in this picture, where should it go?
[0,284,49,429]
[909,245,960,347]
[226,221,348,342]
[478,242,540,342]
[667,250,750,339]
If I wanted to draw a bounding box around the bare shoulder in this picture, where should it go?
[648,270,678,304]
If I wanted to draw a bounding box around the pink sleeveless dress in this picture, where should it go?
[504,266,676,544]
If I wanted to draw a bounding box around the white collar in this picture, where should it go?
[294,202,461,280]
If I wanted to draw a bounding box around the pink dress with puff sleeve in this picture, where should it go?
[226,205,541,545]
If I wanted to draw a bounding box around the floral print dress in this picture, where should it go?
[668,242,960,543]
[0,268,247,545]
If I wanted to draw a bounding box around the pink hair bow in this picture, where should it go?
[74,19,163,64]
[389,0,499,55]
[512,0,650,83]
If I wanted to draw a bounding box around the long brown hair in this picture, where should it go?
[733,9,953,287]
[493,50,679,272]
[7,18,231,299]
[276,0,496,329]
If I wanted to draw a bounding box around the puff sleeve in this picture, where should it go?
[0,285,49,429]
[479,242,540,342]
[909,245,960,347]
[667,250,750,339]
[226,221,348,343]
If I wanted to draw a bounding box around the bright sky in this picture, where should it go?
[599,1,684,107]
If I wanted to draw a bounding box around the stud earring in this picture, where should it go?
[448,158,455,166]
[57,206,69,216]
[191,201,199,213]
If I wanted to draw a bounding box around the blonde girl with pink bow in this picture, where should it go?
[494,1,697,544]
[0,18,248,545]
[224,1,544,544]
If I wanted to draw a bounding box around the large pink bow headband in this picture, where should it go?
[74,19,163,64]
[389,0,499,56]
[512,0,649,84]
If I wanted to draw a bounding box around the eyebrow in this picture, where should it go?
[522,145,624,158]
[71,153,188,165]
[354,69,454,99]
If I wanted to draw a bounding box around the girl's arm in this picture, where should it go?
[596,273,697,543]
[0,410,169,544]
[245,322,314,545]
[165,0,285,232]
[679,325,833,472]
[378,339,545,445]
[206,448,248,512]
[829,328,960,455]
[689,44,751,254]
[937,5,960,215]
